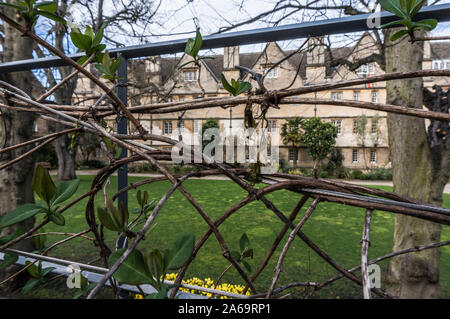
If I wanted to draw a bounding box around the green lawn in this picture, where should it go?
[10,175,450,298]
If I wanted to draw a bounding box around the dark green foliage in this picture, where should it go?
[108,233,195,299]
[80,159,105,169]
[221,74,251,96]
[349,169,365,180]
[201,119,220,152]
[300,118,337,163]
[0,165,79,231]
[0,1,66,28]
[179,28,213,69]
[35,142,57,168]
[22,261,56,295]
[300,117,337,177]
[70,22,107,65]
[326,148,345,176]
[379,0,438,41]
[94,50,123,83]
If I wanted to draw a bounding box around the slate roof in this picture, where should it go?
[128,41,450,86]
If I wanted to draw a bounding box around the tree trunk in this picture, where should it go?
[53,1,78,181]
[385,29,449,298]
[0,5,36,292]
[55,127,77,181]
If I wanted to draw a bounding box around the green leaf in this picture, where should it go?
[242,260,252,273]
[0,2,27,11]
[148,249,164,279]
[48,211,65,226]
[97,207,121,231]
[409,0,424,16]
[235,81,252,96]
[143,191,149,205]
[94,63,111,76]
[110,55,122,74]
[380,18,409,29]
[92,22,107,47]
[108,248,156,285]
[146,288,168,299]
[70,32,92,51]
[119,201,129,227]
[177,60,195,70]
[22,278,41,294]
[242,248,254,259]
[34,1,57,12]
[185,38,195,55]
[0,204,45,230]
[239,233,250,252]
[51,179,80,207]
[76,55,89,66]
[221,74,236,96]
[41,266,56,277]
[0,228,24,245]
[26,261,41,278]
[379,0,409,19]
[230,250,241,262]
[0,252,18,269]
[136,190,143,208]
[84,25,94,38]
[73,282,96,299]
[390,29,409,41]
[34,232,46,250]
[106,198,125,231]
[36,10,66,24]
[190,28,203,58]
[32,165,57,204]
[413,18,438,31]
[165,233,195,270]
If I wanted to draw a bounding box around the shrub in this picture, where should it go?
[334,167,349,179]
[349,169,364,180]
[373,167,392,180]
[129,163,157,173]
[278,158,292,173]
[81,159,105,169]
[35,143,57,168]
[319,170,329,178]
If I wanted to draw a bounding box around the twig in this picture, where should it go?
[266,197,320,298]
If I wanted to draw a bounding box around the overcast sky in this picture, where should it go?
[70,0,450,54]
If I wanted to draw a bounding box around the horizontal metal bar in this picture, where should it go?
[0,249,249,299]
[0,4,449,73]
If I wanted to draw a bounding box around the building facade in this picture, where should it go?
[73,34,450,170]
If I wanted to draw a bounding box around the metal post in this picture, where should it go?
[116,56,128,249]
[116,55,129,299]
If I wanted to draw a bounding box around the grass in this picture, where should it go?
[5,175,450,299]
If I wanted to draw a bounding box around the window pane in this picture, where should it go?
[352,149,358,162]
[370,150,376,163]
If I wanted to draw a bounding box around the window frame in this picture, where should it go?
[352,149,358,163]
[370,149,377,164]
[163,121,172,135]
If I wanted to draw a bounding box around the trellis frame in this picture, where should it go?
[0,4,450,299]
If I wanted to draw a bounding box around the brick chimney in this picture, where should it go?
[223,46,240,82]
[305,37,326,84]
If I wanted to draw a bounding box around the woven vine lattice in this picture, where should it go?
[0,11,449,298]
